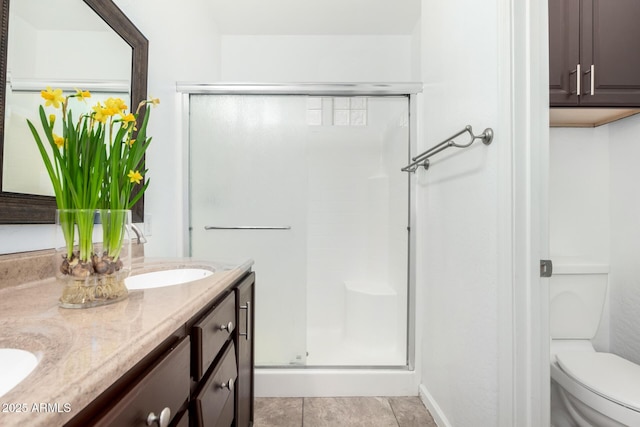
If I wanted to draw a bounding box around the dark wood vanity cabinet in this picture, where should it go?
[190,272,256,427]
[66,272,255,427]
[92,337,192,427]
[549,0,640,106]
[192,341,238,426]
[192,290,237,382]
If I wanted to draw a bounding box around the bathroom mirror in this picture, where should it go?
[0,0,148,224]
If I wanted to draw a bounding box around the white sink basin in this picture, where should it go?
[126,268,213,290]
[0,349,39,397]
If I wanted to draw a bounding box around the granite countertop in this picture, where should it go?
[0,257,253,427]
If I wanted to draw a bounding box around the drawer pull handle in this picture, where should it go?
[146,407,171,427]
[220,377,235,391]
[218,321,234,332]
[240,301,251,341]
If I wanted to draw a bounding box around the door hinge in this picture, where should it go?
[540,260,553,278]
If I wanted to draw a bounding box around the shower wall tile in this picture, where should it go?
[334,109,350,126]
[334,97,350,109]
[307,109,322,126]
[307,97,323,109]
[350,109,367,126]
[350,97,367,109]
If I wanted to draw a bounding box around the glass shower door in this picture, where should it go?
[189,94,409,367]
[189,95,309,366]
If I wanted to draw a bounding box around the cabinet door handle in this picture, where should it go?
[586,64,595,95]
[240,301,251,341]
[218,321,234,332]
[146,407,171,427]
[220,377,235,391]
[571,63,581,96]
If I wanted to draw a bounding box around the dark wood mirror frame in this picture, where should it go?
[0,0,148,224]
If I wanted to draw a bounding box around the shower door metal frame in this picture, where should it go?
[179,82,422,371]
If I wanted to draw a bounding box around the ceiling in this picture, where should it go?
[207,0,421,35]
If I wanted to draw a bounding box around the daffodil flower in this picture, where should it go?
[92,103,109,124]
[105,97,128,113]
[136,97,160,114]
[127,138,136,147]
[49,114,56,127]
[52,133,65,148]
[74,88,91,100]
[120,113,136,129]
[127,170,143,184]
[41,87,65,109]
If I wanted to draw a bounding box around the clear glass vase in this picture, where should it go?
[54,209,132,308]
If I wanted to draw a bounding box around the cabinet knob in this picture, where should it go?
[218,321,234,332]
[220,377,235,391]
[146,407,171,427]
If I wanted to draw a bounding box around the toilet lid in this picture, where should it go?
[557,352,640,411]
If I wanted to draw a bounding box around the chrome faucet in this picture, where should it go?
[130,224,147,244]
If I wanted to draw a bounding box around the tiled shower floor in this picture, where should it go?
[254,396,437,427]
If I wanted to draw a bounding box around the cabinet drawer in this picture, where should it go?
[94,337,190,427]
[193,291,236,380]
[193,341,237,427]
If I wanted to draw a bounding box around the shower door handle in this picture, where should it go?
[205,225,291,230]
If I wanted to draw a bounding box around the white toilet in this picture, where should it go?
[550,260,640,427]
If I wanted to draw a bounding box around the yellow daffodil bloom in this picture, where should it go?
[151,97,160,106]
[128,170,143,184]
[41,87,65,109]
[127,139,136,147]
[53,133,65,148]
[105,97,128,113]
[74,88,91,100]
[49,114,56,127]
[121,113,136,129]
[92,103,108,123]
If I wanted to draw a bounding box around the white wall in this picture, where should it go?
[220,35,413,82]
[418,0,501,425]
[549,126,611,352]
[549,127,610,262]
[609,113,640,364]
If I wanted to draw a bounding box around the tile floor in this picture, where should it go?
[254,396,437,427]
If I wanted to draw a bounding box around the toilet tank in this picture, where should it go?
[549,258,609,339]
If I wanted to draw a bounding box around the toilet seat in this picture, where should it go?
[556,352,640,412]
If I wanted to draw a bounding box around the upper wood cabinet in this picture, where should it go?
[550,0,640,107]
